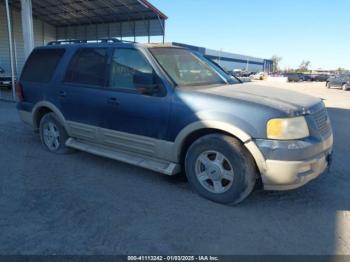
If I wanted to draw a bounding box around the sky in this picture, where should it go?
[150,0,349,70]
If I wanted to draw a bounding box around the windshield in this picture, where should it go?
[150,48,228,87]
[200,55,241,85]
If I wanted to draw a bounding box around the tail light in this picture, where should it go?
[16,82,25,101]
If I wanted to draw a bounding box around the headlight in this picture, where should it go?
[267,116,309,140]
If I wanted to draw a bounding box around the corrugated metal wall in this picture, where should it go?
[0,3,164,77]
[0,4,55,76]
[56,19,164,40]
[0,4,11,74]
[173,42,273,73]
[205,48,265,64]
[205,48,267,72]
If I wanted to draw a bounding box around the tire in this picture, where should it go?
[39,113,73,154]
[342,83,348,91]
[326,82,331,89]
[185,134,257,205]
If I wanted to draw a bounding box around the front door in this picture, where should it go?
[99,47,171,155]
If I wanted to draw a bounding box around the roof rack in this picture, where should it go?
[47,38,136,46]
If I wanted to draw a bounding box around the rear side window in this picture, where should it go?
[64,48,108,87]
[21,49,65,83]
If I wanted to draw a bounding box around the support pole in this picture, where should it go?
[162,20,165,44]
[120,22,123,41]
[156,16,165,44]
[133,21,136,43]
[20,0,34,58]
[5,0,16,100]
[147,20,150,43]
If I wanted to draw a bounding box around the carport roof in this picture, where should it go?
[11,0,168,27]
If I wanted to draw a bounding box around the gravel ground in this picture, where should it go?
[0,81,349,255]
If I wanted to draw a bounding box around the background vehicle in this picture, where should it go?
[231,69,254,78]
[16,40,333,205]
[285,73,310,82]
[251,72,267,80]
[0,66,14,89]
[310,74,329,82]
[326,74,350,90]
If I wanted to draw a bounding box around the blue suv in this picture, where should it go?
[17,40,333,204]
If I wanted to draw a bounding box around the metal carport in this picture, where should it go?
[1,0,167,101]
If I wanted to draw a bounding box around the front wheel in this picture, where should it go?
[185,134,257,205]
[342,83,348,91]
[326,82,331,89]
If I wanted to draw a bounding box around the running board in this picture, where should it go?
[66,138,181,176]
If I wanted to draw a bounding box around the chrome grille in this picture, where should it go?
[313,108,331,137]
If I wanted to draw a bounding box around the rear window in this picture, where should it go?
[64,48,108,87]
[21,49,65,83]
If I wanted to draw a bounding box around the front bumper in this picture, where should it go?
[246,134,333,191]
[263,150,332,190]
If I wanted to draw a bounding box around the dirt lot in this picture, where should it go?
[0,81,349,255]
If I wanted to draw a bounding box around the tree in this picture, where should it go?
[336,67,346,74]
[271,55,282,72]
[299,60,311,72]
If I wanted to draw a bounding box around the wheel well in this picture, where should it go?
[179,128,240,166]
[179,128,263,189]
[34,107,53,129]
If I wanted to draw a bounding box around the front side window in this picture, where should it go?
[65,48,108,87]
[109,48,153,91]
[150,48,226,87]
[21,49,65,83]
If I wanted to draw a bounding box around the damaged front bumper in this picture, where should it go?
[252,134,333,191]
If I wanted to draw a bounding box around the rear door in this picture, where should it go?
[57,47,111,141]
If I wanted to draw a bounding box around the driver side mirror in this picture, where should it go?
[133,72,160,96]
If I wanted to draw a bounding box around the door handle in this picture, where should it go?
[107,97,120,106]
[59,91,67,98]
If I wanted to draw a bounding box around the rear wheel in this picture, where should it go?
[326,82,331,89]
[39,113,73,154]
[185,134,256,205]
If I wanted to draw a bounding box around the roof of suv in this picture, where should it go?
[42,40,183,50]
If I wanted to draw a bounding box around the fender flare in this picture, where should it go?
[32,101,67,129]
[173,120,267,173]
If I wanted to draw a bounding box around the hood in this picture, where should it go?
[196,83,322,116]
